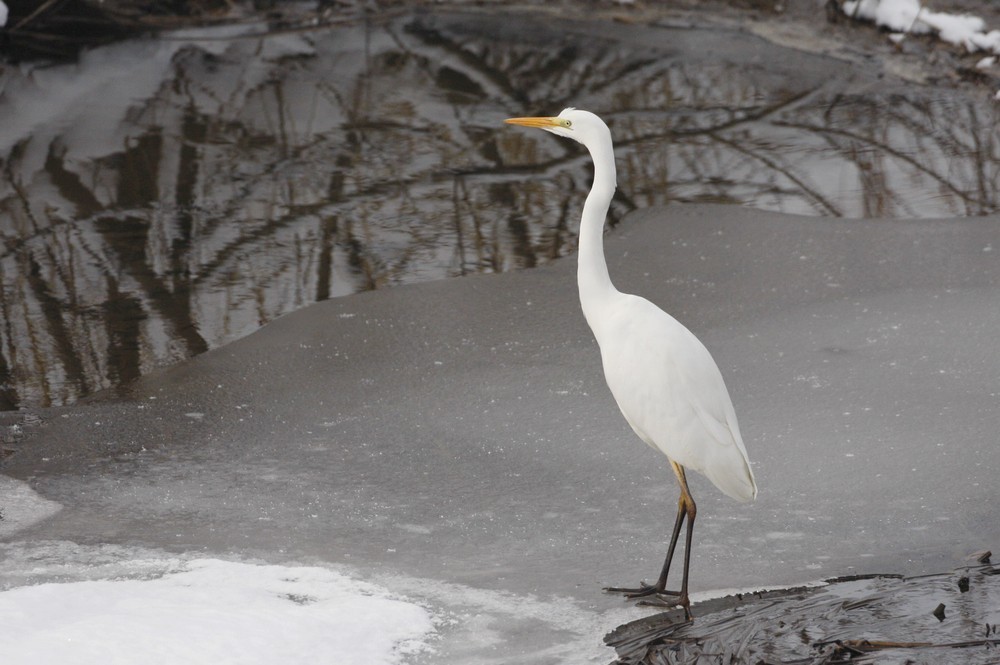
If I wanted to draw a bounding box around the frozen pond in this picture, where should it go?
[4,200,1000,661]
[2,6,1000,664]
[1,9,999,408]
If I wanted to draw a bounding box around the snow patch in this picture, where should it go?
[0,559,436,665]
[843,0,1000,53]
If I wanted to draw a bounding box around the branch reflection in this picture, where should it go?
[0,13,997,408]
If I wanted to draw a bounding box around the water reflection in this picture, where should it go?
[0,12,997,409]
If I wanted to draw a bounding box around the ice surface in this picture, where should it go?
[0,476,62,538]
[3,203,1000,663]
[0,555,435,665]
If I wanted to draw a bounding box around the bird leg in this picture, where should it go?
[604,499,685,597]
[604,462,696,620]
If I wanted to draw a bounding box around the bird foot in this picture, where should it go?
[604,584,692,620]
[603,582,679,598]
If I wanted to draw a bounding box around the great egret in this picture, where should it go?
[505,109,757,620]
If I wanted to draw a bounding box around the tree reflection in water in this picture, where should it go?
[0,12,997,409]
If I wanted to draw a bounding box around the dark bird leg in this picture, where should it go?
[604,462,696,620]
[669,462,696,618]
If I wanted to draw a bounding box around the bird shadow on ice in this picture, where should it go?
[605,555,1000,664]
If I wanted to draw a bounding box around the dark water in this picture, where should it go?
[0,10,998,409]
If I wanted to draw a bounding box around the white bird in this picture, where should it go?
[505,109,757,620]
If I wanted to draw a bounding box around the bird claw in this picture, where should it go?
[636,595,681,607]
[603,583,680,599]
[604,584,692,619]
[603,582,652,596]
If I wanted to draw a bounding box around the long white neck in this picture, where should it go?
[577,130,619,329]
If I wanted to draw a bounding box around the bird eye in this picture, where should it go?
[563,120,573,128]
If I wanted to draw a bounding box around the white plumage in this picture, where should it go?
[506,108,756,619]
[595,293,756,502]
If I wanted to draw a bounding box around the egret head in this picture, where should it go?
[504,108,610,148]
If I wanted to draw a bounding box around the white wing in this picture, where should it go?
[592,293,757,502]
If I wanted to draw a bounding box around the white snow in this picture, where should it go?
[843,0,1000,53]
[843,0,926,33]
[0,541,632,665]
[0,559,436,665]
[922,11,987,50]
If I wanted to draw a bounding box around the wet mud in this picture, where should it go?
[607,558,1000,664]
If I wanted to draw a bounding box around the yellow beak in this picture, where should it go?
[504,116,562,129]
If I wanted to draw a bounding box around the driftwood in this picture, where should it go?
[605,561,1000,664]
